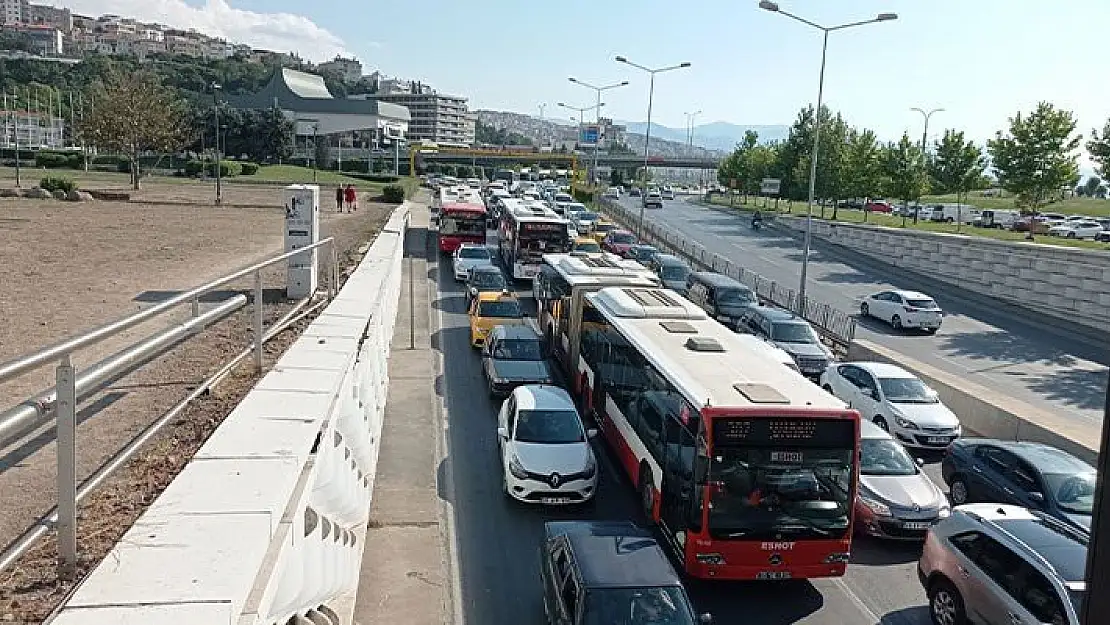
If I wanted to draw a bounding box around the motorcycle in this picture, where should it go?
[751,218,763,231]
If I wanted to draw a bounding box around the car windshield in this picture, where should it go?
[582,587,696,625]
[514,409,584,444]
[717,287,756,305]
[493,339,543,361]
[1043,472,1096,515]
[771,322,818,343]
[610,232,636,244]
[594,223,615,233]
[708,446,852,540]
[575,241,602,252]
[458,247,490,260]
[632,247,657,259]
[471,271,506,290]
[878,377,939,404]
[574,209,595,219]
[906,298,939,309]
[478,300,522,318]
[661,264,689,281]
[860,438,918,476]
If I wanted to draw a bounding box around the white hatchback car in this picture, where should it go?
[452,244,492,281]
[861,289,943,333]
[497,385,598,505]
[820,362,961,450]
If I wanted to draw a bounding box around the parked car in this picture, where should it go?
[820,362,961,449]
[918,504,1087,625]
[643,191,664,208]
[861,290,943,333]
[941,438,1095,532]
[976,209,1020,229]
[647,254,692,294]
[685,271,759,329]
[1096,229,1110,243]
[540,521,710,625]
[481,325,555,397]
[601,229,637,256]
[736,307,833,378]
[497,385,598,505]
[864,200,894,213]
[453,244,493,281]
[625,244,660,265]
[602,187,621,199]
[856,420,950,540]
[1047,220,1106,239]
[465,265,509,306]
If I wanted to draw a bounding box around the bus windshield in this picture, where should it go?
[441,213,486,236]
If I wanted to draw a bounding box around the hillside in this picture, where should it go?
[621,121,790,151]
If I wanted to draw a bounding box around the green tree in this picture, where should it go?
[882,133,930,224]
[1085,118,1110,180]
[791,110,848,216]
[929,129,987,200]
[988,102,1081,237]
[841,128,882,219]
[78,70,188,189]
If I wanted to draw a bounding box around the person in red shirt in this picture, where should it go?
[344,184,357,211]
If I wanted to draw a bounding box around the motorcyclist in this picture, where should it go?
[751,209,764,228]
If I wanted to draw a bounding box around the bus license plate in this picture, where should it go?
[903,521,931,530]
[540,497,570,504]
[756,571,792,580]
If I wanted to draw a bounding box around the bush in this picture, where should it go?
[240,162,259,175]
[35,151,75,169]
[572,188,595,204]
[206,160,242,177]
[382,184,406,203]
[184,159,205,176]
[40,175,76,194]
[117,158,132,173]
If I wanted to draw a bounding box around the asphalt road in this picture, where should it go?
[618,195,1109,429]
[432,230,939,625]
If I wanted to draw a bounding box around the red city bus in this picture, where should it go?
[574,286,860,581]
[438,201,488,253]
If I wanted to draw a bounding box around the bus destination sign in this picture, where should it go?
[521,222,565,233]
[713,417,855,448]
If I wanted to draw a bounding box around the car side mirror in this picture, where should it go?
[497,427,508,439]
[699,614,713,624]
[915,457,925,467]
[586,428,599,439]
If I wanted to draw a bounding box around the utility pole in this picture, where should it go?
[212,82,222,206]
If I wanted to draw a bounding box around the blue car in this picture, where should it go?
[941,438,1094,532]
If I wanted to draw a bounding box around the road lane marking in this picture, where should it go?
[831,576,883,624]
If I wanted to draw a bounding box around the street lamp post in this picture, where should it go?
[685,110,702,184]
[558,102,605,186]
[615,56,692,237]
[569,77,629,186]
[910,107,944,225]
[758,1,897,308]
[211,82,222,206]
[312,123,320,184]
[9,94,20,188]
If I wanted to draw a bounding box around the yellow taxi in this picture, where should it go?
[590,220,618,243]
[572,237,602,253]
[468,290,525,348]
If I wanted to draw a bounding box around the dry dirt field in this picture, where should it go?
[0,181,396,623]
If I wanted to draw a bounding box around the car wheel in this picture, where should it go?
[860,303,870,318]
[949,476,971,505]
[873,416,889,432]
[1067,231,1077,239]
[928,578,968,625]
[891,314,903,330]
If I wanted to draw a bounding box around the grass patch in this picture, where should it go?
[250,165,374,184]
[922,193,1110,218]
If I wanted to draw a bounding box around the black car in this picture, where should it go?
[942,438,1095,533]
[481,324,555,397]
[540,521,710,625]
[625,244,660,265]
[465,265,509,306]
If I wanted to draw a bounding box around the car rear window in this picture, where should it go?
[906,298,938,309]
[478,300,522,318]
[458,247,490,259]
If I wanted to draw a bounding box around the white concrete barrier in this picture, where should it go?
[48,202,412,625]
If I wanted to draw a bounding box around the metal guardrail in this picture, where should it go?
[0,236,340,580]
[597,198,856,356]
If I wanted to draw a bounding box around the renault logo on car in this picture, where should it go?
[549,473,561,488]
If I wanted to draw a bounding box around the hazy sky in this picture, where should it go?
[65,0,1110,159]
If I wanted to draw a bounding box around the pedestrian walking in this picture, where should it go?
[335,186,345,212]
[344,184,357,212]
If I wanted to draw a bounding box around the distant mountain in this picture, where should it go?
[620,121,790,152]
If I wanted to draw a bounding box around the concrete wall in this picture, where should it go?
[774,216,1110,331]
[48,203,412,625]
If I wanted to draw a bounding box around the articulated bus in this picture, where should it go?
[575,285,861,581]
[437,201,488,253]
[497,200,572,280]
[532,252,660,370]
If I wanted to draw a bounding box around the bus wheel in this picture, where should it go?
[638,465,655,520]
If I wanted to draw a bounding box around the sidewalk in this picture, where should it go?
[352,204,452,625]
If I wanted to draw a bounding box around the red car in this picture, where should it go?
[601,229,638,256]
[864,200,893,213]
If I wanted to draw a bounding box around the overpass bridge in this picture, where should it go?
[414,147,720,170]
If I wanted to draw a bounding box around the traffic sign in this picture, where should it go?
[760,178,781,195]
[579,125,600,146]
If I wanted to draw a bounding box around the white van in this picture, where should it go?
[976,209,1020,229]
[927,203,981,225]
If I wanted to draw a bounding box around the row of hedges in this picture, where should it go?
[39,175,76,194]
[381,184,405,203]
[182,159,259,177]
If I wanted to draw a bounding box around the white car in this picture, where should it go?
[860,289,942,333]
[452,243,492,281]
[820,362,961,449]
[855,420,949,540]
[496,385,598,505]
[1047,220,1105,239]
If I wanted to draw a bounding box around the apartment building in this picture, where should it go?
[318,56,362,83]
[363,79,475,147]
[6,23,62,54]
[24,2,69,31]
[0,0,27,25]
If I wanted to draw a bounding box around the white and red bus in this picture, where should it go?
[575,285,861,581]
[437,200,488,254]
[497,200,572,279]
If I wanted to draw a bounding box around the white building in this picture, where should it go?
[360,78,475,147]
[0,0,28,25]
[318,56,362,83]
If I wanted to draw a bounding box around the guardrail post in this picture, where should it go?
[254,270,264,372]
[329,242,338,301]
[56,354,77,580]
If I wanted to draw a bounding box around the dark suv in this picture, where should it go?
[540,521,710,625]
[941,438,1095,532]
[685,271,759,328]
[735,306,833,378]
